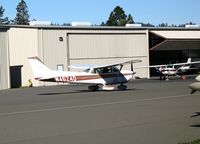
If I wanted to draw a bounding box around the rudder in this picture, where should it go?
[28,57,52,80]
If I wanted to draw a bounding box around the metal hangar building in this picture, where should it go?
[0,25,200,90]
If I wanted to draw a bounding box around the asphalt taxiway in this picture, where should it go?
[0,78,200,144]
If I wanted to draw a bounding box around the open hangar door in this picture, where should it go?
[149,30,200,76]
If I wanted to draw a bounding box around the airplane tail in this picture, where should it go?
[187,58,191,63]
[28,57,52,80]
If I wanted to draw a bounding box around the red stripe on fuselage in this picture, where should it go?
[75,73,132,81]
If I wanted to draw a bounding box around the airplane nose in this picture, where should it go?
[195,75,200,81]
[189,82,200,94]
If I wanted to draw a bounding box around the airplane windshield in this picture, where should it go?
[166,64,173,68]
[84,66,120,74]
[83,68,90,73]
[98,66,120,74]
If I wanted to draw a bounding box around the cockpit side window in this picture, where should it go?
[112,66,120,72]
[166,64,173,68]
[83,68,90,73]
[91,66,120,74]
[100,66,120,74]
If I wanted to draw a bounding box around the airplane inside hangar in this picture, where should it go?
[149,30,200,76]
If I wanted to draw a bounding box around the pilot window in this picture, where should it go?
[83,68,90,73]
[112,66,120,72]
[166,64,173,68]
[100,66,119,74]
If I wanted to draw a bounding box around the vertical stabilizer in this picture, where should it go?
[187,58,191,63]
[28,57,52,80]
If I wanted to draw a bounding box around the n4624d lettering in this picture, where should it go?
[55,76,76,82]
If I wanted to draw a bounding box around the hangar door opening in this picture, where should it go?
[67,33,149,78]
[149,31,200,76]
[10,65,23,88]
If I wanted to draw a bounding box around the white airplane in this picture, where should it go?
[189,75,200,94]
[136,58,200,80]
[28,57,142,91]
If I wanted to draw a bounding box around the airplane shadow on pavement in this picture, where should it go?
[191,112,200,118]
[38,88,137,96]
[190,112,200,128]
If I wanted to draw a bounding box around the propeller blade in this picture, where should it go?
[131,62,133,71]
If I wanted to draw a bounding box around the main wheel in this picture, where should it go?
[88,85,99,91]
[117,85,127,90]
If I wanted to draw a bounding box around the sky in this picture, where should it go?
[1,0,200,25]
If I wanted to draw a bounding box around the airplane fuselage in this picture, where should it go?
[37,70,134,85]
[160,68,177,75]
[159,66,190,76]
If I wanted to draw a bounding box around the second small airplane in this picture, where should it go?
[136,58,200,80]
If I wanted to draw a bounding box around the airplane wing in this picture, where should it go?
[135,64,165,69]
[92,59,142,69]
[69,60,142,70]
[172,61,200,66]
[68,64,97,69]
[135,61,200,69]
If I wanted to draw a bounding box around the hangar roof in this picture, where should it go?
[1,24,200,31]
[149,30,200,51]
[150,30,200,39]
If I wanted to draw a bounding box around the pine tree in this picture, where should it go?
[105,6,134,26]
[0,5,9,25]
[14,0,30,25]
[126,14,134,24]
[106,6,127,26]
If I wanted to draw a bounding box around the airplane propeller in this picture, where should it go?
[131,62,133,72]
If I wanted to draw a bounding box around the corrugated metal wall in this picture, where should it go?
[42,30,67,70]
[68,32,149,78]
[0,30,9,90]
[40,29,149,79]
[69,34,147,59]
[9,28,39,87]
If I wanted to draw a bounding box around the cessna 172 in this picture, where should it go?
[28,57,142,91]
[137,58,200,80]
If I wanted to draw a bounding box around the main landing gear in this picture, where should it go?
[88,84,128,91]
[88,85,100,91]
[117,84,128,90]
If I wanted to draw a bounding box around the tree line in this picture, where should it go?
[0,0,29,25]
[0,1,197,27]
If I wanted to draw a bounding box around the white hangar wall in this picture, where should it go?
[40,29,68,70]
[41,29,149,79]
[0,29,10,90]
[67,31,149,78]
[8,28,39,87]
